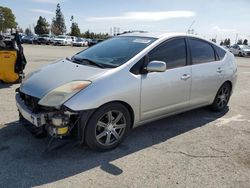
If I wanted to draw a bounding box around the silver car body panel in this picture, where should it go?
[19,33,237,128]
[20,60,108,98]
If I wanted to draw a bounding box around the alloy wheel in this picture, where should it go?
[95,110,126,146]
[217,85,230,109]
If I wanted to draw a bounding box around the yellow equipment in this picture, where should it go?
[0,50,20,83]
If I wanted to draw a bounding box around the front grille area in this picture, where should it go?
[19,91,41,113]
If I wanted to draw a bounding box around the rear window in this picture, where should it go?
[213,45,226,60]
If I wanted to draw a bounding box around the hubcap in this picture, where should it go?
[217,86,230,109]
[95,110,126,146]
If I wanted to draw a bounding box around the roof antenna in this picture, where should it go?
[187,20,195,34]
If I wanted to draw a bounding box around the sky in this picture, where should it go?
[1,0,250,43]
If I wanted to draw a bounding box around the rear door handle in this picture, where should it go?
[217,67,223,73]
[181,74,191,80]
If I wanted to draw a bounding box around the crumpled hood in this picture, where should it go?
[20,58,108,98]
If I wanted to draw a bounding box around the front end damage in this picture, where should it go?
[16,88,91,142]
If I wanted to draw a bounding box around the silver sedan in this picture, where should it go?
[16,32,237,151]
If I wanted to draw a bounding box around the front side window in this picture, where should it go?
[148,38,187,69]
[189,38,215,64]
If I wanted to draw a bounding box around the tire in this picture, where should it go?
[85,103,131,151]
[211,82,231,112]
[238,52,242,57]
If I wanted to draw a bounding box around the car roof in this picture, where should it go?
[119,32,219,47]
[119,32,197,39]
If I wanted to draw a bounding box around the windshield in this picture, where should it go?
[57,36,66,39]
[76,38,83,42]
[72,36,156,68]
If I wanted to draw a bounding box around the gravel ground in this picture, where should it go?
[0,45,250,188]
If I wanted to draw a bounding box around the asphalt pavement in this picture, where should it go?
[0,45,249,188]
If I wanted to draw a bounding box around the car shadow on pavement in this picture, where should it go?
[0,107,228,187]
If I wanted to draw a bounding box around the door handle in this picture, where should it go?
[181,74,191,80]
[217,67,223,73]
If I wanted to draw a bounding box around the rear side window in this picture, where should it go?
[189,38,215,64]
[213,45,226,60]
[149,38,187,69]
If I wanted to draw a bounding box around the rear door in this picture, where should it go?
[188,38,225,106]
[140,38,192,120]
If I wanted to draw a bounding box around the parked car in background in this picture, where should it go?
[72,37,88,47]
[88,39,103,47]
[36,34,51,45]
[16,33,237,151]
[21,35,35,44]
[70,36,77,43]
[53,35,72,46]
[229,44,250,57]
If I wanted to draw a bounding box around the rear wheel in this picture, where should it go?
[85,103,131,151]
[238,52,242,57]
[211,82,231,112]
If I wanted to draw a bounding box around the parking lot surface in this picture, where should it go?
[0,45,250,188]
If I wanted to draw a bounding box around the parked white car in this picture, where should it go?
[229,44,250,57]
[16,32,237,151]
[53,35,72,46]
[72,38,88,47]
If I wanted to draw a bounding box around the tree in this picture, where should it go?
[51,3,66,35]
[237,39,243,45]
[220,41,224,46]
[18,27,23,33]
[81,30,109,39]
[0,6,17,32]
[243,39,248,45]
[224,39,228,45]
[34,16,49,35]
[25,28,32,35]
[223,38,230,46]
[211,38,216,43]
[70,22,81,37]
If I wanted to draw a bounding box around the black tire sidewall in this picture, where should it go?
[211,82,231,112]
[85,103,131,151]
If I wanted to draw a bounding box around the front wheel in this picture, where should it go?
[211,82,231,112]
[85,103,131,151]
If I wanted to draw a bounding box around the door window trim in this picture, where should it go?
[186,37,217,65]
[130,37,190,75]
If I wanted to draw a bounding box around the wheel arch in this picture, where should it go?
[222,80,232,91]
[96,100,135,128]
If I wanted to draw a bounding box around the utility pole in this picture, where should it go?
[110,27,112,36]
[0,12,4,34]
[235,33,238,44]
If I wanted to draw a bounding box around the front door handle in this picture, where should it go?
[181,74,191,80]
[217,67,223,73]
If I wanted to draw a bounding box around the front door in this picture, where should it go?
[140,38,191,121]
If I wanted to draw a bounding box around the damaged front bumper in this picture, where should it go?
[16,93,79,137]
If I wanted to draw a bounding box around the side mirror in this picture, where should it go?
[146,61,166,73]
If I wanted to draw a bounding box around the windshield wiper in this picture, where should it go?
[71,57,104,68]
